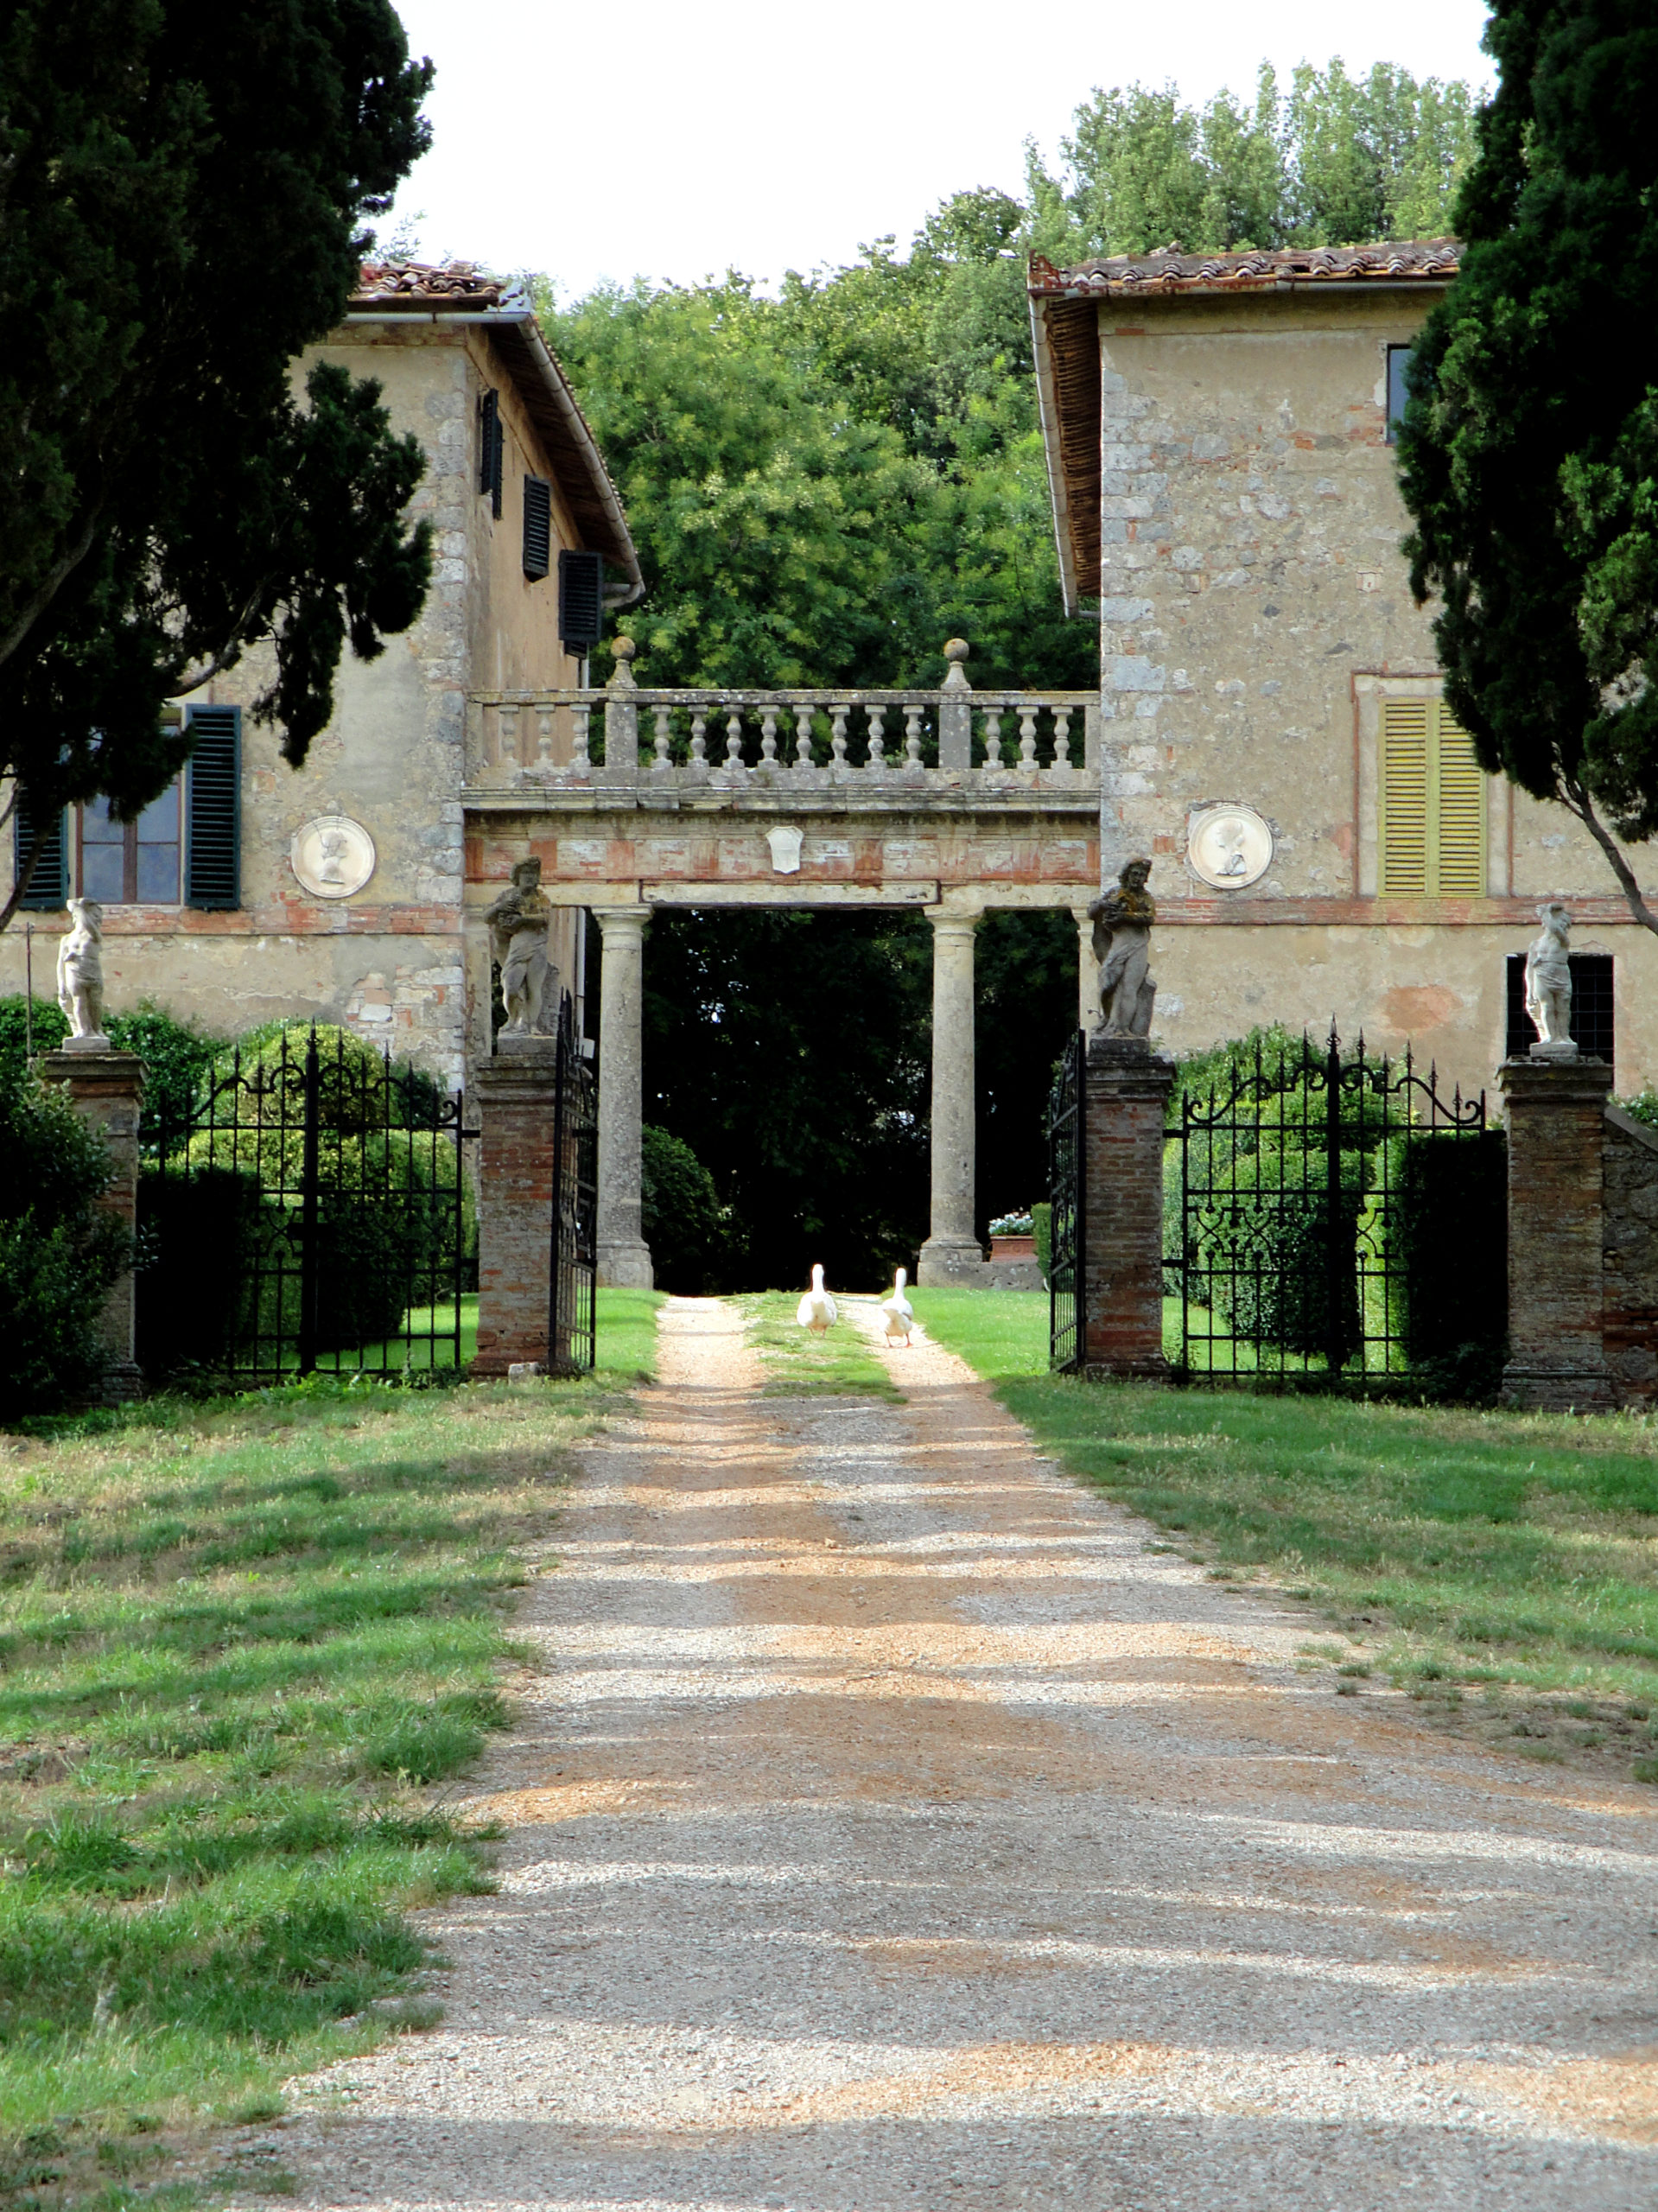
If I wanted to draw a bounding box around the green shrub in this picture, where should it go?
[135,1166,269,1380]
[642,1124,729,1294]
[1195,1138,1370,1362]
[0,997,221,1130]
[1359,1128,1508,1376]
[146,1026,472,1363]
[1032,1201,1052,1285]
[0,1066,129,1419]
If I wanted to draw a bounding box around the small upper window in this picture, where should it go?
[79,785,181,904]
[1386,346,1413,444]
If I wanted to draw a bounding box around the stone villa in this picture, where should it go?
[2,264,643,1087]
[1029,240,1658,1095]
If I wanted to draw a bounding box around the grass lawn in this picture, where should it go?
[912,1287,1658,1783]
[0,1288,662,2208]
[734,1292,902,1401]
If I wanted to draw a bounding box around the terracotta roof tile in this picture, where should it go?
[352,260,522,308]
[1029,240,1460,297]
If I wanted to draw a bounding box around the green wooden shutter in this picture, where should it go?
[14,800,68,909]
[183,705,240,910]
[523,476,552,580]
[557,549,604,650]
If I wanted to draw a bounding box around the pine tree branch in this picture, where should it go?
[1560,775,1658,935]
[0,509,101,670]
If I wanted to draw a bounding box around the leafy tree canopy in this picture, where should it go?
[1398,0,1658,931]
[0,0,436,923]
[1030,60,1477,261]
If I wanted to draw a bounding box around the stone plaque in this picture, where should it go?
[290,815,376,899]
[765,825,804,874]
[1186,804,1273,890]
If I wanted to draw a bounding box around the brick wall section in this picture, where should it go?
[1497,1057,1615,1410]
[472,1057,560,1374]
[38,1049,144,1399]
[1081,1033,1176,1379]
[1602,1104,1658,1402]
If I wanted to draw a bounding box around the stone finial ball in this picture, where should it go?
[943,638,969,664]
[613,636,637,662]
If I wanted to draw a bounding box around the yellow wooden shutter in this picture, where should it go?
[1379,696,1486,896]
[1434,708,1486,896]
[1380,697,1430,893]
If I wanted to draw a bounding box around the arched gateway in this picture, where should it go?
[464,641,1101,1287]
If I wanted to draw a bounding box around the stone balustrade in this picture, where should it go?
[466,640,1097,795]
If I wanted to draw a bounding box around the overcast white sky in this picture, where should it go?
[379,0,1496,299]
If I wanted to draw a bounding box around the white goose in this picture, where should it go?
[880,1267,915,1346]
[796,1263,837,1336]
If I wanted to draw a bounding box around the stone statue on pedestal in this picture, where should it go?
[56,899,109,1049]
[1524,900,1577,1058]
[1089,857,1158,1038]
[486,858,556,1039]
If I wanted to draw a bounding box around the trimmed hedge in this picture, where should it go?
[0,1066,128,1418]
[1359,1128,1508,1376]
[1196,1139,1369,1362]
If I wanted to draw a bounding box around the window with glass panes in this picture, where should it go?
[79,785,181,903]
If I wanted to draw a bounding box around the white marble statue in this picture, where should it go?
[1524,900,1577,1059]
[485,856,556,1038]
[56,898,109,1047]
[1089,856,1159,1037]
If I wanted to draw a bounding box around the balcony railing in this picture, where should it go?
[466,640,1097,793]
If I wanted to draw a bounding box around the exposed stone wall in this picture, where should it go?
[1603,1104,1658,1402]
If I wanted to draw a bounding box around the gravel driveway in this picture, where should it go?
[277,1295,1658,2209]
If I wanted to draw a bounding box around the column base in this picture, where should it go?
[1083,1351,1170,1384]
[1499,1363,1616,1413]
[597,1241,655,1289]
[917,1236,988,1287]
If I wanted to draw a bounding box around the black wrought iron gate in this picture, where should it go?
[1163,1024,1506,1386]
[548,996,598,1375]
[137,1026,479,1383]
[1047,1028,1086,1372]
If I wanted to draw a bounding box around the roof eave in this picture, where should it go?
[341,302,645,604]
[1030,293,1080,620]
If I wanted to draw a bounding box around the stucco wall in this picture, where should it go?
[0,322,590,1090]
[1090,289,1658,1090]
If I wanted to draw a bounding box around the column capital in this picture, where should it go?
[925,906,982,936]
[593,904,649,937]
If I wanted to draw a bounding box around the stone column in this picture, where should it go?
[1072,903,1100,1032]
[937,638,973,772]
[918,907,986,1285]
[39,1046,144,1399]
[472,1046,562,1375]
[1081,1032,1176,1380]
[594,906,653,1287]
[1498,1054,1614,1410]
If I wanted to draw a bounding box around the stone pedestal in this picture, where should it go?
[39,1049,144,1400]
[472,1050,563,1376]
[1081,1031,1176,1380]
[918,907,988,1285]
[1498,1053,1615,1411]
[594,907,654,1287]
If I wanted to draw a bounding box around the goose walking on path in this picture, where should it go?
[880,1267,915,1346]
[796,1264,837,1336]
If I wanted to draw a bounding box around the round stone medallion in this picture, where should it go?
[1186,804,1274,891]
[290,814,376,899]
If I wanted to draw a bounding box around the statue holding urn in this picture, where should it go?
[1089,857,1159,1038]
[486,857,557,1040]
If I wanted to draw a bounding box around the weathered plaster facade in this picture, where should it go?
[1031,247,1658,1097]
[1,269,641,1089]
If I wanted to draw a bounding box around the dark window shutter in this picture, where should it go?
[479,388,503,518]
[558,549,605,650]
[1504,950,1615,1063]
[523,476,552,580]
[183,704,240,910]
[14,801,67,909]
